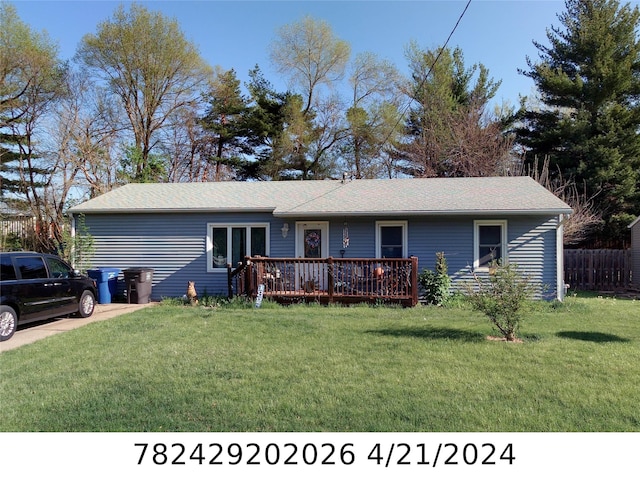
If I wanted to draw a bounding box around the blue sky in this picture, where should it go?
[11,0,604,107]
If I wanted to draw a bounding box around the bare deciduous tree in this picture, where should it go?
[160,104,206,183]
[398,43,506,178]
[445,102,514,177]
[519,156,603,245]
[51,70,122,198]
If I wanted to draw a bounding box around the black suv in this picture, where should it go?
[0,252,97,341]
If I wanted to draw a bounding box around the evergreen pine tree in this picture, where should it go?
[515,0,640,246]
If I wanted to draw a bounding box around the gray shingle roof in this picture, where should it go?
[69,177,572,216]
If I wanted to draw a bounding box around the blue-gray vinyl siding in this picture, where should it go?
[79,212,560,301]
[82,212,275,299]
[328,215,558,298]
[405,215,558,299]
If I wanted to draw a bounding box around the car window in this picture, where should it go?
[0,255,17,281]
[15,256,48,279]
[46,257,73,279]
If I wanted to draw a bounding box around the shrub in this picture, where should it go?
[418,252,451,306]
[464,262,535,342]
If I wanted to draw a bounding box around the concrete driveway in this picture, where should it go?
[0,302,155,353]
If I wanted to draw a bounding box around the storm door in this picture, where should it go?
[295,222,329,291]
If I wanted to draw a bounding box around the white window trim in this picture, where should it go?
[473,220,508,271]
[206,223,270,273]
[375,220,408,258]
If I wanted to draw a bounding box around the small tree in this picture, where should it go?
[56,214,94,273]
[465,262,535,342]
[418,252,451,305]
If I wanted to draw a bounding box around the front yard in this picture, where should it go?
[1,294,639,431]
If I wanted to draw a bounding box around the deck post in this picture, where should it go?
[244,256,253,297]
[411,256,419,306]
[227,264,232,299]
[327,257,334,303]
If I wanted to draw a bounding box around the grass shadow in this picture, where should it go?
[366,326,485,343]
[556,331,631,343]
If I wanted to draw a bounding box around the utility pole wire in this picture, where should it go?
[383,0,473,149]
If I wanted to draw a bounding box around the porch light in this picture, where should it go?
[281,222,289,238]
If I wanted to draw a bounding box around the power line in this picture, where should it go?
[385,0,473,151]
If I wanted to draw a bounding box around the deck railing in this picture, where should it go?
[229,256,419,307]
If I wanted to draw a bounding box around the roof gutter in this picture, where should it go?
[273,208,574,218]
[67,207,277,215]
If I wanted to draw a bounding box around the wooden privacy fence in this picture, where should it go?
[1,215,36,240]
[564,249,632,291]
[1,216,37,251]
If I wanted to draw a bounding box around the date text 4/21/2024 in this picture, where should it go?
[134,441,515,468]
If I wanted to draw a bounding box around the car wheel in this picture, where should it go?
[0,305,18,342]
[78,290,96,318]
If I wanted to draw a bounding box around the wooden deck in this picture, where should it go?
[228,256,419,307]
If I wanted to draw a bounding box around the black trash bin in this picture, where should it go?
[123,268,154,304]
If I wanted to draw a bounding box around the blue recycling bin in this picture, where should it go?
[87,268,121,304]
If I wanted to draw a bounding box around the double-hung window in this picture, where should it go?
[376,221,408,258]
[207,223,268,271]
[474,220,507,270]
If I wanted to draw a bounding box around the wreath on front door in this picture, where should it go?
[305,231,320,249]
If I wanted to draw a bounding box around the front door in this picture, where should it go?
[295,222,329,291]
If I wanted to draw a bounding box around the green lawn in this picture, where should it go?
[1,294,639,432]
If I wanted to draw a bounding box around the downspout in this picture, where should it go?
[556,213,570,301]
